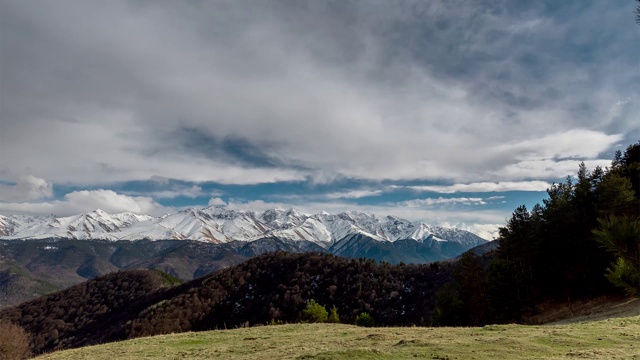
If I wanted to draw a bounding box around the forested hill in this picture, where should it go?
[0,252,455,355]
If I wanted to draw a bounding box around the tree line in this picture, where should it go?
[433,141,640,325]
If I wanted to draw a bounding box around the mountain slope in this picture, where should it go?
[0,239,252,307]
[0,269,185,354]
[0,252,453,355]
[0,234,487,308]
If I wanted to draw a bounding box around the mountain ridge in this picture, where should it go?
[0,208,488,308]
[0,207,487,248]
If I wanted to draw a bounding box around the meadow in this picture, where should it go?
[35,312,640,360]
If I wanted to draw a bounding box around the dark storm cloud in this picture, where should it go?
[168,128,285,168]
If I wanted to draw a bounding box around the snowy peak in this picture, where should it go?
[0,208,488,248]
[0,215,18,237]
[405,223,435,241]
[0,209,154,240]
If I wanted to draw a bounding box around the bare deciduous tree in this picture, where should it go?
[0,321,31,360]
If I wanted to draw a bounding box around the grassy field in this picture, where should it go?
[35,312,640,360]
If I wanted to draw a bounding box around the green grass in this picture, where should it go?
[35,315,640,360]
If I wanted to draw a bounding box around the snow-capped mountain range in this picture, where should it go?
[0,207,486,248]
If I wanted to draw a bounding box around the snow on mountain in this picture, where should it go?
[0,207,487,248]
[1,209,153,240]
[0,214,18,236]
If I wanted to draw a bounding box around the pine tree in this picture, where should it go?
[593,215,640,295]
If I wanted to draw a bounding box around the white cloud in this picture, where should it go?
[0,189,169,216]
[208,197,226,206]
[497,129,622,161]
[494,159,614,181]
[63,190,164,214]
[138,185,222,199]
[485,196,505,201]
[408,181,551,194]
[0,176,53,202]
[402,197,487,207]
[123,185,224,201]
[324,190,383,199]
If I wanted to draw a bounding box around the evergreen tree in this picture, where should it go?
[453,251,488,326]
[593,215,640,295]
[612,142,640,216]
[486,259,523,323]
[596,173,635,216]
[431,283,466,326]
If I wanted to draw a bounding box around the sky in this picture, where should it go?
[1,0,639,240]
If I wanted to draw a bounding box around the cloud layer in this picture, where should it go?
[2,1,637,187]
[0,189,168,217]
[1,1,638,237]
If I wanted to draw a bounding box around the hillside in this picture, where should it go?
[34,316,640,360]
[0,239,250,307]
[0,252,454,355]
[526,296,640,325]
[4,248,638,356]
[0,269,186,353]
[0,234,481,308]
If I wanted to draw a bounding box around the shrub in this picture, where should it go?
[327,305,340,323]
[0,321,31,360]
[355,312,374,327]
[268,318,284,326]
[300,299,328,323]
